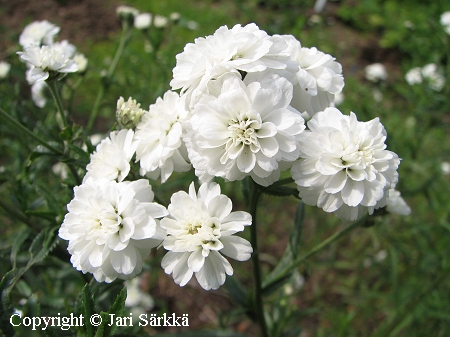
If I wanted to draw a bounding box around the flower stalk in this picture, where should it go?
[47,78,69,128]
[248,178,270,337]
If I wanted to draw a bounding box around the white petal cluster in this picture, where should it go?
[59,178,168,282]
[0,61,11,79]
[383,189,411,216]
[170,23,297,109]
[160,182,252,290]
[135,91,191,183]
[440,11,450,35]
[19,20,60,48]
[85,129,139,183]
[405,64,445,91]
[282,35,344,118]
[365,63,387,82]
[185,73,305,186]
[291,107,400,221]
[134,13,152,30]
[17,45,78,82]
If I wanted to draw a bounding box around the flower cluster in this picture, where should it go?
[16,20,87,107]
[405,63,445,91]
[58,21,409,290]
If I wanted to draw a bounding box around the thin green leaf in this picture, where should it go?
[82,284,96,337]
[10,227,30,270]
[0,271,15,337]
[290,202,305,259]
[94,287,127,337]
[28,226,58,266]
[223,276,252,312]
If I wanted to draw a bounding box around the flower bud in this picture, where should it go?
[116,96,145,129]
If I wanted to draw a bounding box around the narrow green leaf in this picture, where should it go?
[95,287,127,337]
[27,226,58,266]
[0,271,16,337]
[223,276,251,311]
[82,284,96,337]
[59,126,73,141]
[262,201,305,295]
[10,227,30,270]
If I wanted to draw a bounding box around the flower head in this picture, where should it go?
[291,107,400,221]
[384,189,411,216]
[59,178,168,282]
[185,73,305,186]
[405,67,422,85]
[19,20,60,48]
[84,129,139,183]
[282,35,344,118]
[134,13,152,30]
[440,11,450,35]
[160,182,252,290]
[0,61,11,79]
[135,91,191,183]
[170,23,297,109]
[116,97,146,129]
[17,45,78,82]
[365,63,387,82]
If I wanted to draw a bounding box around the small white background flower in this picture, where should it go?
[160,182,252,290]
[59,178,168,282]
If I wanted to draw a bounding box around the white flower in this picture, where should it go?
[170,23,297,109]
[185,73,305,186]
[441,161,450,175]
[134,13,152,30]
[282,35,344,118]
[116,5,139,18]
[84,129,139,182]
[186,21,199,30]
[125,277,154,310]
[73,53,88,72]
[385,189,411,215]
[17,45,78,82]
[153,15,169,28]
[135,91,191,183]
[19,20,60,48]
[365,63,387,82]
[421,63,445,91]
[160,182,252,290]
[31,81,48,108]
[440,11,450,35]
[0,61,11,79]
[170,12,181,21]
[291,107,400,221]
[59,178,168,282]
[405,67,422,85]
[116,96,145,129]
[51,40,77,59]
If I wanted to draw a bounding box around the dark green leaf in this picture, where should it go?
[10,227,30,270]
[261,186,299,198]
[82,284,96,337]
[94,287,127,337]
[0,271,15,337]
[59,126,73,141]
[223,276,251,311]
[290,202,305,259]
[28,226,58,266]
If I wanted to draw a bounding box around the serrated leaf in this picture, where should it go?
[82,284,96,337]
[94,287,127,337]
[28,226,58,266]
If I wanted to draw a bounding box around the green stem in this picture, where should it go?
[87,21,132,130]
[0,107,63,155]
[47,79,69,129]
[263,215,367,292]
[271,177,294,187]
[248,179,270,337]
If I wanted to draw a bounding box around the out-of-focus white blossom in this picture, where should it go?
[153,15,169,28]
[186,21,199,30]
[441,162,450,175]
[365,63,387,82]
[116,5,139,18]
[160,182,252,290]
[19,20,60,48]
[134,13,152,30]
[51,40,77,59]
[291,107,400,221]
[421,63,445,91]
[73,53,88,72]
[170,12,181,22]
[440,11,450,35]
[384,189,411,215]
[0,61,11,79]
[405,67,422,85]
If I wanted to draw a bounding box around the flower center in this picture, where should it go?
[341,147,375,170]
[228,113,260,146]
